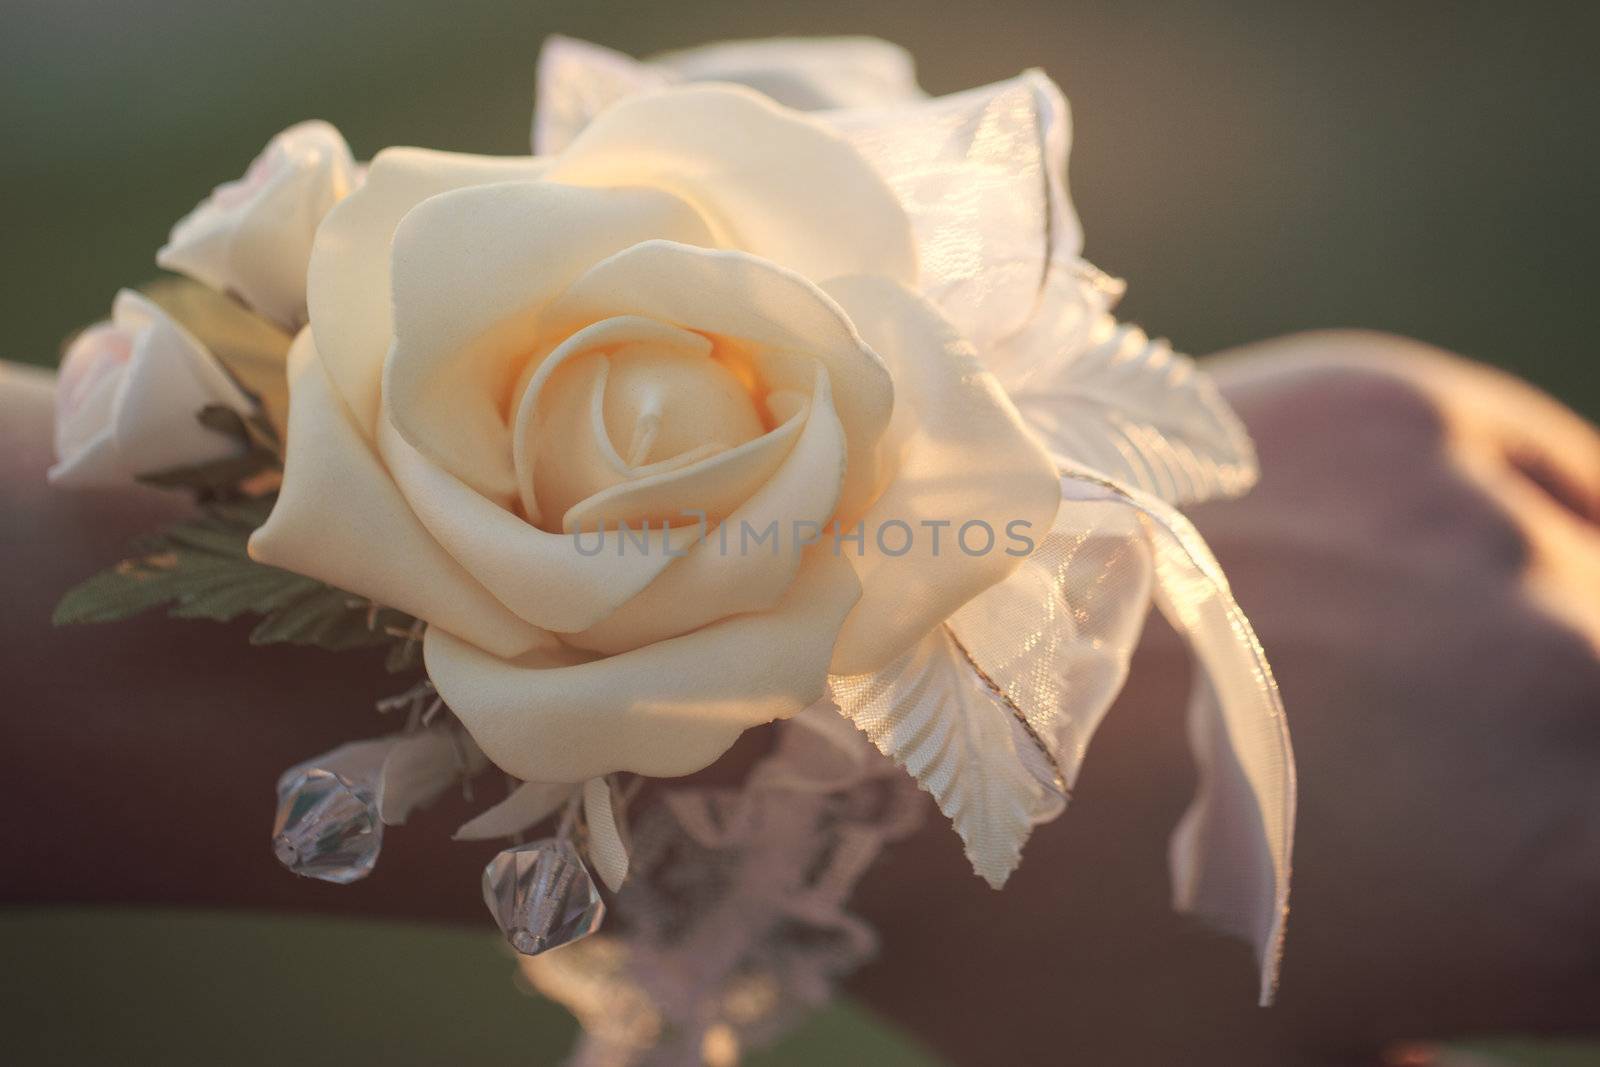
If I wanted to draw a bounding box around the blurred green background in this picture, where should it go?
[0,910,940,1066]
[3,1,1596,1064]
[3,0,1596,418]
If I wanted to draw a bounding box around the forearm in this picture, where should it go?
[0,359,1287,1064]
[8,341,1596,1065]
[0,364,488,924]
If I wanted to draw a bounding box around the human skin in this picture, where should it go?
[2,332,1596,1065]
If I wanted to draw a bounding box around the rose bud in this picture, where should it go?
[50,289,254,489]
[157,120,359,329]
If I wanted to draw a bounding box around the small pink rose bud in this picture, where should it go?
[50,290,256,489]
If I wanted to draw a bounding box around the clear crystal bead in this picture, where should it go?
[483,838,605,955]
[272,767,382,884]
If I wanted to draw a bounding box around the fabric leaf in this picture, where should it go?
[1012,320,1257,506]
[829,627,1064,889]
[947,489,1155,790]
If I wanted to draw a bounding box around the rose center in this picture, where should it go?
[601,344,765,467]
[518,321,775,532]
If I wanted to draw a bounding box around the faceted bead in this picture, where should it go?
[482,838,605,955]
[272,767,383,884]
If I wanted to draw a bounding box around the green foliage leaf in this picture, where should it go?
[53,496,421,669]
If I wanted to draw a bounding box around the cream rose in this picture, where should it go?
[158,120,359,329]
[250,85,1059,783]
[50,289,254,488]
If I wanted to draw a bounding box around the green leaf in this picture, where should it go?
[52,555,192,625]
[248,586,377,650]
[53,496,420,667]
[204,497,278,529]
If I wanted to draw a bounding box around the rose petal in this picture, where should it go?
[50,328,127,483]
[564,364,846,655]
[559,402,805,535]
[247,331,551,660]
[821,275,1062,675]
[545,240,893,521]
[533,36,670,155]
[307,148,550,437]
[54,323,130,454]
[547,85,917,289]
[507,314,759,527]
[111,291,256,468]
[427,549,861,783]
[519,352,625,526]
[384,180,714,500]
[377,409,700,634]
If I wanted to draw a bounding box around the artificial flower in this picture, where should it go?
[249,84,1061,785]
[532,41,1291,997]
[158,120,359,329]
[46,33,1296,1009]
[50,289,254,488]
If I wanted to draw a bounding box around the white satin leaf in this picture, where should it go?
[582,776,630,892]
[947,492,1155,790]
[453,781,575,841]
[1014,321,1258,507]
[829,627,1064,889]
[377,724,487,826]
[1061,469,1295,1005]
